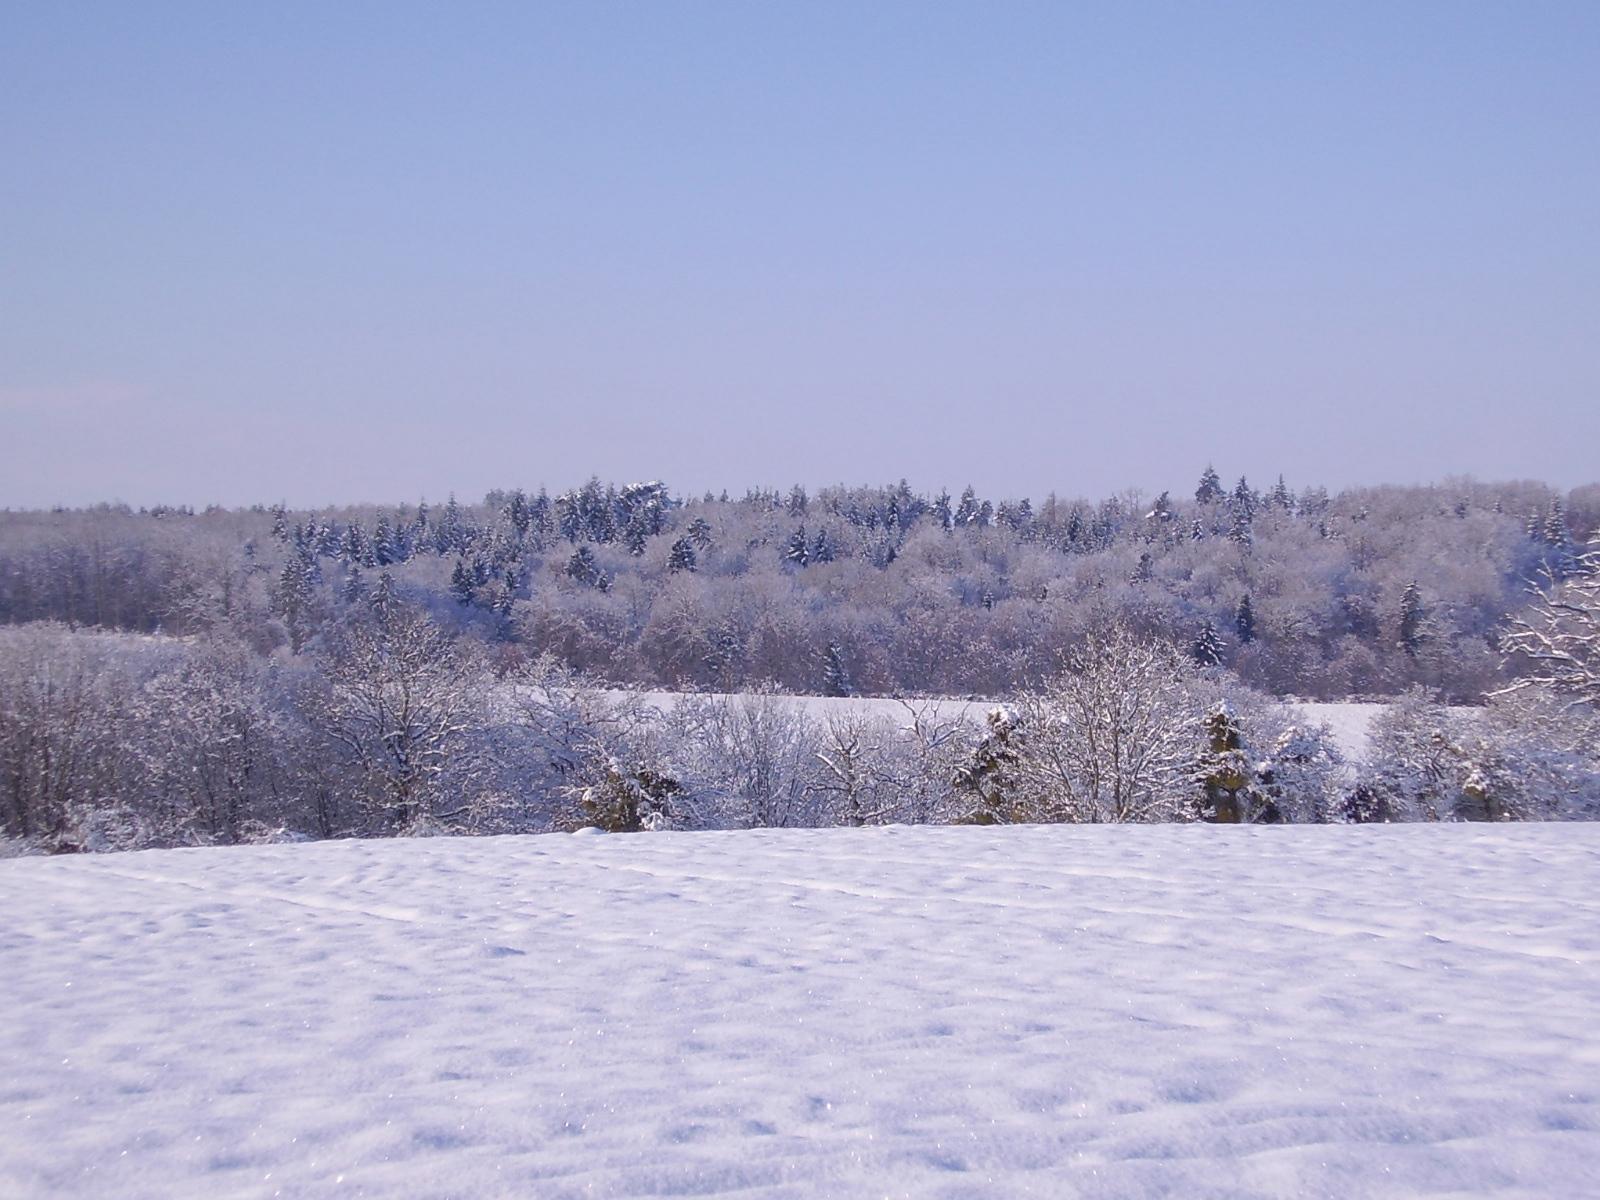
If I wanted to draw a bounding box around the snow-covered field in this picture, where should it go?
[5,826,1597,1198]
[629,692,1391,762]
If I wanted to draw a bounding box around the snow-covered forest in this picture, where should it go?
[3,470,1599,851]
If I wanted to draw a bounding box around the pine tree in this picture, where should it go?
[955,487,980,526]
[820,642,852,697]
[1190,620,1225,666]
[567,546,604,587]
[811,526,835,564]
[786,485,808,517]
[783,526,809,567]
[450,559,475,606]
[625,517,649,557]
[1196,702,1255,823]
[341,564,364,604]
[1543,499,1576,577]
[274,552,316,653]
[372,516,397,566]
[1270,474,1294,511]
[932,489,953,531]
[1195,466,1224,505]
[688,516,713,549]
[1235,593,1256,644]
[667,537,698,573]
[1398,581,1425,658]
[368,571,401,626]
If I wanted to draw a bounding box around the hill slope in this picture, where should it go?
[3,826,1598,1198]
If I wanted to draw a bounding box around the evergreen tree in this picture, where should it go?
[450,559,474,606]
[955,487,980,526]
[688,516,713,549]
[1231,476,1256,518]
[783,525,809,567]
[624,516,649,557]
[1270,474,1295,511]
[1195,702,1257,823]
[273,552,316,653]
[1235,593,1256,644]
[1543,499,1576,577]
[368,571,401,626]
[1398,581,1425,658]
[567,545,604,588]
[339,523,365,565]
[667,537,698,573]
[820,641,852,697]
[932,489,953,531]
[1195,466,1224,505]
[786,485,809,517]
[811,526,835,564]
[372,516,397,566]
[1190,620,1225,666]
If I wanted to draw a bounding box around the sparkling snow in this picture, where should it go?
[3,825,1598,1198]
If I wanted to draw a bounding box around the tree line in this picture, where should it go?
[1,470,1595,703]
[3,542,1598,851]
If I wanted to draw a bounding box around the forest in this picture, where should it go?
[3,469,1595,700]
[2,469,1598,851]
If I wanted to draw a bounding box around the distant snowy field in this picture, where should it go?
[628,692,1390,762]
[5,826,1598,1199]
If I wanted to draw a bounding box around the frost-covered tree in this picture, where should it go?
[566,545,605,588]
[1398,582,1426,659]
[450,559,475,606]
[1497,538,1600,707]
[667,537,698,573]
[304,605,486,831]
[1190,620,1226,667]
[783,526,809,568]
[1009,629,1205,822]
[820,641,852,697]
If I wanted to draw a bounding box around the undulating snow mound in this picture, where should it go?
[3,826,1598,1198]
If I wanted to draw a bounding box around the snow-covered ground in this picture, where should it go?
[4,825,1597,1198]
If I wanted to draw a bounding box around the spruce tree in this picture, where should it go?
[1195,466,1224,505]
[450,559,474,606]
[567,545,603,587]
[1190,620,1225,666]
[820,642,852,697]
[1235,593,1256,644]
[667,537,698,573]
[811,527,835,564]
[1398,582,1425,658]
[783,526,809,567]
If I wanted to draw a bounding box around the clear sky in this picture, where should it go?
[3,1,1597,508]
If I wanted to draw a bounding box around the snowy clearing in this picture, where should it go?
[627,691,1392,762]
[4,825,1598,1198]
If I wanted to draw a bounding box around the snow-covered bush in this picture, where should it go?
[666,690,827,828]
[1361,687,1600,820]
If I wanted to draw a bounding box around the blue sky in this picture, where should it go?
[3,2,1597,507]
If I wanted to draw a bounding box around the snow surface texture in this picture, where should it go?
[4,826,1598,1199]
[629,692,1389,763]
